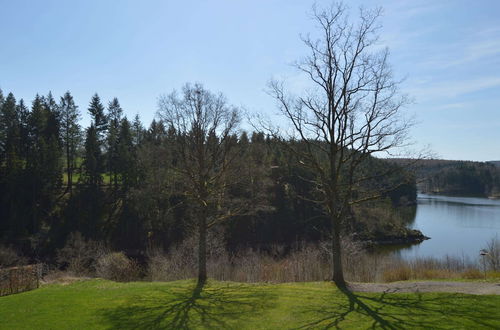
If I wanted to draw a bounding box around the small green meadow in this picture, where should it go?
[1,279,499,329]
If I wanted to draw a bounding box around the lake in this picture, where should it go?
[392,193,500,260]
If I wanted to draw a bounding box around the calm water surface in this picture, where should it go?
[395,194,500,260]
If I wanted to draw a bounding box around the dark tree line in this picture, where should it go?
[0,88,416,265]
[416,160,500,197]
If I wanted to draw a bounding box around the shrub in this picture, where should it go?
[96,252,141,282]
[0,245,27,268]
[382,266,411,282]
[147,252,171,281]
[462,268,483,279]
[145,237,496,283]
[147,230,227,282]
[56,232,108,275]
[485,271,500,279]
[418,269,452,279]
[482,236,500,271]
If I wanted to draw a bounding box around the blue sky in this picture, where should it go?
[1,0,499,161]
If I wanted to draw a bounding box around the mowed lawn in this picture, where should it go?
[1,279,499,329]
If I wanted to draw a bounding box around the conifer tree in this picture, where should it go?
[44,92,63,192]
[0,90,8,164]
[0,93,19,171]
[44,92,61,140]
[70,123,106,241]
[132,114,143,146]
[4,95,23,172]
[116,118,137,191]
[82,124,102,186]
[107,97,123,123]
[17,99,30,161]
[0,91,16,237]
[88,94,108,141]
[0,95,31,237]
[26,95,48,233]
[87,94,107,183]
[60,92,81,195]
[107,98,123,188]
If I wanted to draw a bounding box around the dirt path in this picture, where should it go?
[349,281,500,295]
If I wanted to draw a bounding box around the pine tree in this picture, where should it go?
[44,92,61,139]
[71,123,106,241]
[0,91,14,237]
[60,91,81,195]
[3,95,24,172]
[26,95,49,234]
[44,92,63,192]
[107,97,123,123]
[0,92,19,175]
[82,124,102,186]
[28,95,46,148]
[87,94,107,184]
[17,99,30,162]
[0,90,8,164]
[106,98,123,188]
[116,118,137,190]
[0,94,31,237]
[132,114,143,146]
[145,119,166,144]
[88,93,108,141]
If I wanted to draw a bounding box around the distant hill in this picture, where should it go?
[487,161,500,167]
[385,158,500,197]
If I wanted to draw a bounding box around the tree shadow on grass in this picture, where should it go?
[100,280,276,329]
[296,285,500,329]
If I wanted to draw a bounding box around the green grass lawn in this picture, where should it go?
[1,279,499,329]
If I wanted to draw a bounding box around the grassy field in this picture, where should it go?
[0,279,499,329]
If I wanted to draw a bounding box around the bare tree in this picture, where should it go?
[267,3,414,287]
[157,83,241,284]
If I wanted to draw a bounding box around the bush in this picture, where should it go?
[382,266,411,282]
[418,269,452,279]
[462,268,483,279]
[96,252,141,282]
[0,245,27,268]
[147,252,171,281]
[482,236,500,271]
[485,271,500,279]
[56,232,108,275]
[147,230,227,282]
[145,236,496,283]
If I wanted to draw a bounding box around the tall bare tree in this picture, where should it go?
[267,3,414,287]
[157,83,241,284]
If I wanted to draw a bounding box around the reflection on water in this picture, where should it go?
[391,194,500,260]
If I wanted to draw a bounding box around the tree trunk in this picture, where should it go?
[332,215,346,287]
[197,211,207,284]
[66,144,72,196]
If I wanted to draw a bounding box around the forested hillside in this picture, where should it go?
[390,159,500,197]
[0,89,419,262]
